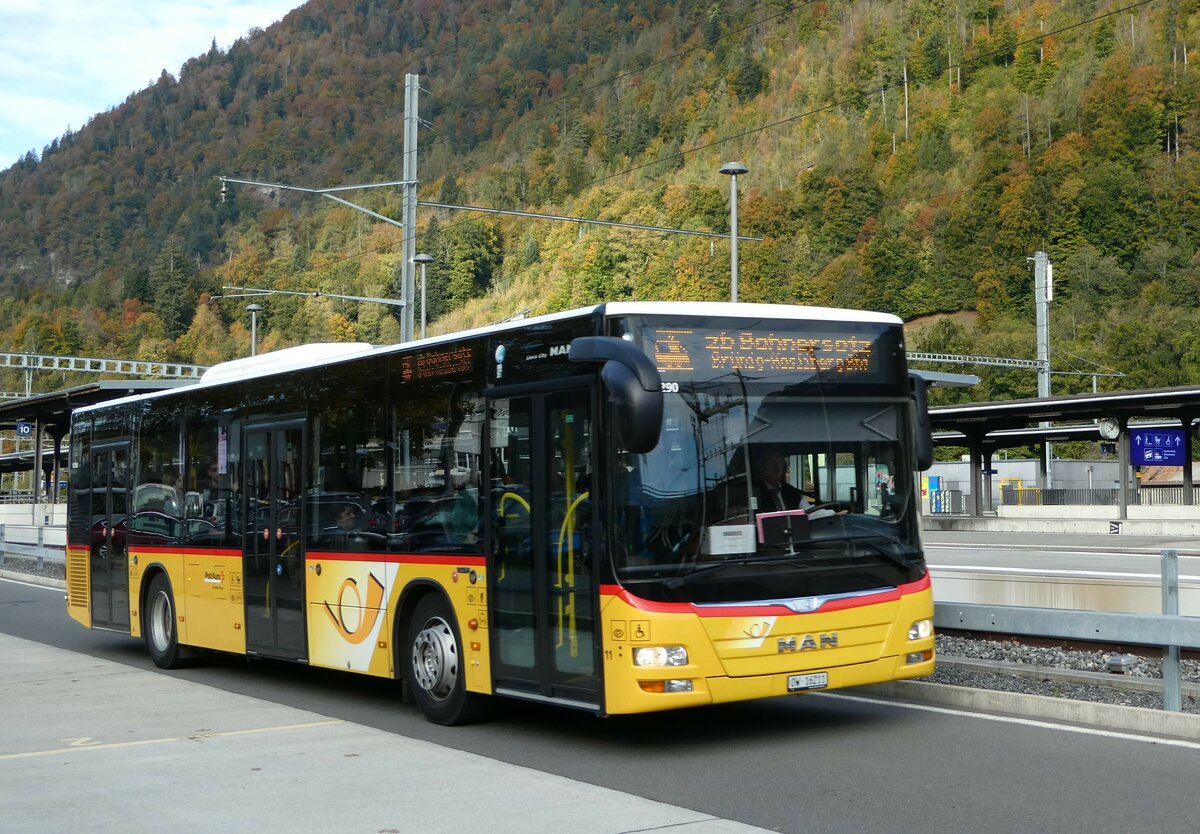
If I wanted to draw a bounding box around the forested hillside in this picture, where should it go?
[0,0,1198,404]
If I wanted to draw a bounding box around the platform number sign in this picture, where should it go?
[1129,428,1185,465]
[15,421,32,437]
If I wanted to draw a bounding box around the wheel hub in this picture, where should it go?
[411,617,458,701]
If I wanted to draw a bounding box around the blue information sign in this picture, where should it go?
[15,421,32,437]
[1129,428,1186,465]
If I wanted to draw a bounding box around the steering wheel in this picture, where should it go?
[808,502,852,515]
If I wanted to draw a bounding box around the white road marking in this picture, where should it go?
[0,719,346,761]
[0,576,64,591]
[819,692,1200,750]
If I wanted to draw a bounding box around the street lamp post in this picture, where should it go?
[719,161,748,303]
[413,253,434,339]
[245,303,262,356]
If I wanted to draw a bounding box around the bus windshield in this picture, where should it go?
[609,317,924,604]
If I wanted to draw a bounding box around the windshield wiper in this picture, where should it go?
[842,534,917,570]
[663,554,813,589]
[659,534,917,589]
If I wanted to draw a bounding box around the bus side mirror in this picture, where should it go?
[569,336,663,454]
[909,373,934,471]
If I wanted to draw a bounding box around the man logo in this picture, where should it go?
[778,633,838,653]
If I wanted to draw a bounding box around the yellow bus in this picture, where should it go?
[67,301,935,724]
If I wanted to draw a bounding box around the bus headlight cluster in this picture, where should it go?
[907,619,933,640]
[633,646,688,667]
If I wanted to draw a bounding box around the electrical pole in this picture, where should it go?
[400,74,420,343]
[1034,251,1051,401]
[1033,250,1053,488]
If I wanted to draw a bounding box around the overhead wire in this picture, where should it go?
[1052,346,1123,376]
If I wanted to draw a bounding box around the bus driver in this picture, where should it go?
[749,445,817,513]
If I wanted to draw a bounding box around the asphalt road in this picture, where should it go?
[3,575,1200,833]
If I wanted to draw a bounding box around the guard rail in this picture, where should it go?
[0,525,66,570]
[935,550,1195,712]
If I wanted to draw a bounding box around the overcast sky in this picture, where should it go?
[0,0,302,170]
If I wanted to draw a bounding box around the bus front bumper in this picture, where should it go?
[604,651,936,714]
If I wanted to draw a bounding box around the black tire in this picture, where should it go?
[406,594,488,725]
[143,573,184,669]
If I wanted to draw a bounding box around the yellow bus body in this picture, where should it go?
[68,545,930,715]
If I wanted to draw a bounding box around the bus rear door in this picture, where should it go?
[244,421,307,661]
[89,442,130,630]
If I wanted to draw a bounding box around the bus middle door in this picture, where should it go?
[488,388,599,709]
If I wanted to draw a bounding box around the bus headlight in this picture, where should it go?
[907,619,933,640]
[633,646,688,667]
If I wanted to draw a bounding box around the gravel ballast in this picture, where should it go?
[928,634,1200,714]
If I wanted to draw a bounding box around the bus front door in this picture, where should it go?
[244,423,307,661]
[490,390,599,709]
[89,443,130,630]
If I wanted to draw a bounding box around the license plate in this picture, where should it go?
[787,672,828,692]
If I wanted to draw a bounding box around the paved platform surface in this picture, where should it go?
[0,633,767,834]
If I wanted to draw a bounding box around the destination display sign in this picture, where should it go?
[400,344,474,381]
[1130,428,1186,465]
[650,327,880,377]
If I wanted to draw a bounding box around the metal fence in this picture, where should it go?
[0,525,64,570]
[931,482,1200,509]
[935,550,1196,712]
[1139,486,1200,506]
[1000,486,1123,506]
[0,492,36,505]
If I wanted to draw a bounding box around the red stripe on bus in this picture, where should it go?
[599,572,930,616]
[124,546,485,568]
[129,546,242,558]
[306,551,487,567]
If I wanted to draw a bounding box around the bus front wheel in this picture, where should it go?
[144,573,183,669]
[407,595,486,725]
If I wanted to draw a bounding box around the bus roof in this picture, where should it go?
[602,301,902,325]
[72,301,903,415]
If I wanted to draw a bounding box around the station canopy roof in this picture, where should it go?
[0,380,195,435]
[930,384,1200,448]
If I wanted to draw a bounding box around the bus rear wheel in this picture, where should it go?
[144,573,184,669]
[407,595,487,725]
